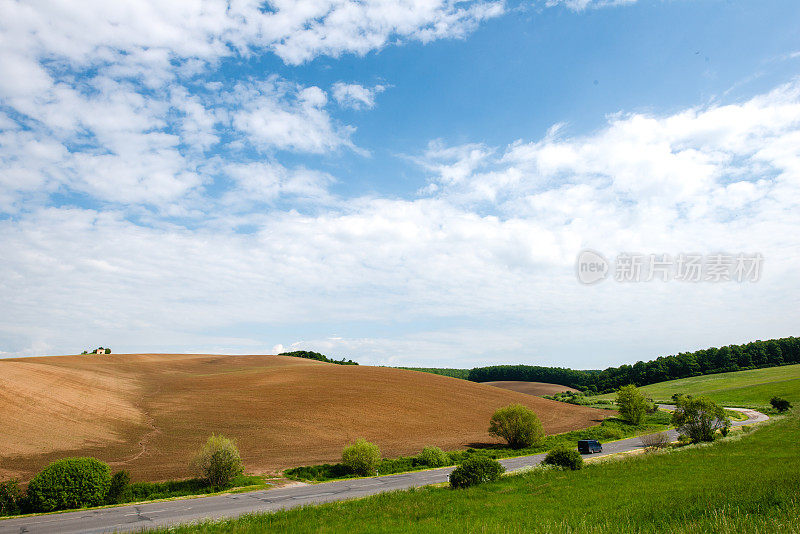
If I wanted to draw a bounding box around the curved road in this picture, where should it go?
[0,406,767,534]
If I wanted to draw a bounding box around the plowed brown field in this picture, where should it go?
[484,381,579,396]
[0,354,610,482]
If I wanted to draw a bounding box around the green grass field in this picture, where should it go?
[151,412,799,533]
[596,364,800,409]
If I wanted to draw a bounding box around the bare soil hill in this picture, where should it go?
[0,354,609,482]
[484,381,579,396]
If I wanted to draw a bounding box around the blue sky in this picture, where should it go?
[1,0,799,368]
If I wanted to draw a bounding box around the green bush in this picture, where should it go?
[770,397,792,413]
[192,435,244,489]
[106,470,131,504]
[342,439,381,476]
[417,446,449,468]
[488,404,544,449]
[544,447,584,470]
[26,457,111,512]
[449,456,505,488]
[0,480,22,516]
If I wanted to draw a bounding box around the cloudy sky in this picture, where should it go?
[1,0,798,368]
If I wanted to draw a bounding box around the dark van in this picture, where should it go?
[577,440,602,454]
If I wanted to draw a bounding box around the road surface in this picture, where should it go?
[0,406,767,534]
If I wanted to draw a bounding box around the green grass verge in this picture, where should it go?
[149,412,799,534]
[122,475,266,503]
[285,411,671,481]
[595,363,800,409]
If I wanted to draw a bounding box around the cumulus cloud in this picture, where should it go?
[0,0,504,212]
[332,83,387,110]
[232,79,355,154]
[2,81,800,364]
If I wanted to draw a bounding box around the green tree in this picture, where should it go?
[488,404,544,449]
[342,439,381,476]
[671,396,730,443]
[615,384,650,425]
[192,435,244,489]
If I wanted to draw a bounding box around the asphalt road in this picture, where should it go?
[0,406,768,534]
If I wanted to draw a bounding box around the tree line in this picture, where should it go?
[279,351,358,365]
[467,336,800,393]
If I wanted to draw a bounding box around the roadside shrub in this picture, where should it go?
[741,425,751,433]
[26,457,111,512]
[671,396,730,443]
[770,397,792,413]
[106,470,131,504]
[342,439,381,476]
[543,447,583,470]
[616,385,650,425]
[192,434,244,489]
[639,431,670,452]
[449,456,505,488]
[0,480,22,516]
[488,404,544,449]
[417,446,449,468]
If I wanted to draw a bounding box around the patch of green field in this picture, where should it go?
[596,364,800,409]
[151,413,799,533]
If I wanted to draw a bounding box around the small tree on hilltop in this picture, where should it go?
[488,404,544,449]
[770,397,792,413]
[671,396,730,443]
[616,385,650,425]
[192,434,244,489]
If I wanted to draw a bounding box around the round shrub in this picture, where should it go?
[26,457,111,512]
[449,456,505,489]
[192,434,244,489]
[488,404,544,449]
[418,446,449,468]
[342,439,381,476]
[543,447,584,470]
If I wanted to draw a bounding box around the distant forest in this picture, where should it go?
[280,351,358,366]
[405,336,800,394]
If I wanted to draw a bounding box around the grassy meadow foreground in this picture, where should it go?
[596,363,800,409]
[151,412,799,534]
[0,354,608,482]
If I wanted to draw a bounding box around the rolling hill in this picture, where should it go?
[596,363,800,408]
[0,354,610,482]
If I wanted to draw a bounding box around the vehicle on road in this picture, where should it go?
[578,439,602,454]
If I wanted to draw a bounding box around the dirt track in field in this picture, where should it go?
[0,354,610,482]
[483,381,579,396]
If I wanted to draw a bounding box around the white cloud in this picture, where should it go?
[545,0,637,11]
[0,0,506,211]
[332,82,387,110]
[232,78,355,154]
